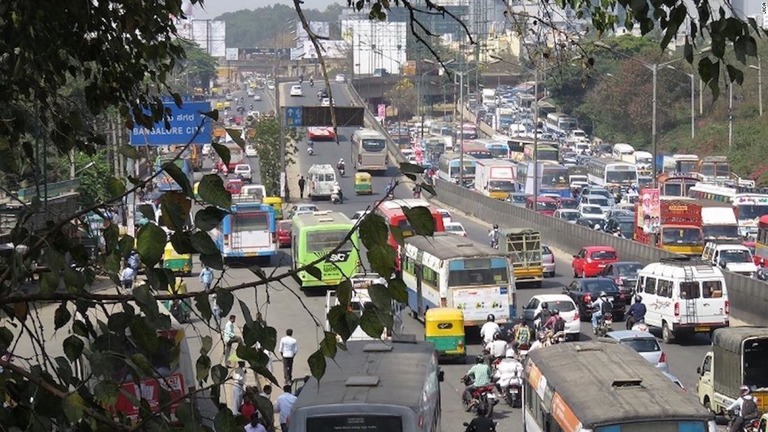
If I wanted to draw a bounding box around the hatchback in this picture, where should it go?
[572,246,619,278]
[521,294,581,340]
[553,209,580,223]
[289,204,319,219]
[606,330,669,372]
[598,261,643,295]
[234,164,252,183]
[542,245,556,277]
[276,220,292,248]
[563,277,627,321]
[290,85,303,96]
[444,222,467,237]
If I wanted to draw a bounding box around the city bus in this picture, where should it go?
[586,157,638,190]
[523,144,559,163]
[401,233,516,327]
[154,155,193,193]
[291,211,361,289]
[754,215,768,265]
[457,123,478,140]
[351,128,388,174]
[524,341,715,432]
[474,138,509,159]
[507,137,558,162]
[688,183,768,238]
[289,341,443,432]
[212,194,277,261]
[437,153,476,182]
[657,173,698,197]
[460,142,493,159]
[544,112,578,133]
[374,199,445,268]
[515,162,570,197]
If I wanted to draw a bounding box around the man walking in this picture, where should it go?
[297,176,306,199]
[274,385,297,432]
[200,265,214,292]
[223,315,243,366]
[120,265,136,292]
[278,329,298,385]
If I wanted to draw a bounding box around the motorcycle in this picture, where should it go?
[463,420,497,432]
[461,376,497,417]
[331,191,342,204]
[307,147,314,156]
[489,239,499,249]
[727,411,760,432]
[338,165,345,177]
[594,312,613,337]
[492,358,523,407]
[309,79,314,87]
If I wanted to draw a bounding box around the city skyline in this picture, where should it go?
[192,0,343,19]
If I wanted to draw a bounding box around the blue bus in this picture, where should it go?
[212,195,277,260]
[154,155,193,193]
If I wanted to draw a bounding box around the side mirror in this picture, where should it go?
[438,369,445,382]
[697,366,701,374]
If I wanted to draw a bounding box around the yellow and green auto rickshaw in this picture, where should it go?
[425,307,466,363]
[162,243,193,276]
[263,196,283,219]
[354,172,373,195]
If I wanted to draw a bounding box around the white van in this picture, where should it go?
[612,143,635,161]
[635,257,729,343]
[701,242,757,277]
[307,164,336,200]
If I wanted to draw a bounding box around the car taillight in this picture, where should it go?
[725,301,730,315]
[674,302,680,317]
[659,352,667,364]
[573,311,579,321]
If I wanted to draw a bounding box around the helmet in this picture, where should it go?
[552,308,560,315]
[599,291,607,298]
[476,404,488,416]
[541,302,549,309]
[741,385,751,396]
[339,158,344,163]
[493,224,499,230]
[475,355,485,364]
[635,295,642,303]
[487,314,495,322]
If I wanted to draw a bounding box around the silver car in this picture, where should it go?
[606,330,669,372]
[542,244,555,277]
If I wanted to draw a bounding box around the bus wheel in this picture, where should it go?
[662,322,674,344]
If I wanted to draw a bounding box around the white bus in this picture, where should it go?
[688,183,768,238]
[437,153,476,182]
[611,143,635,161]
[544,112,578,133]
[586,157,638,190]
[351,128,388,174]
[401,233,516,327]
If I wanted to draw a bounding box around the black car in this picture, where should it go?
[597,262,643,296]
[563,277,627,321]
[576,216,605,230]
[604,215,635,238]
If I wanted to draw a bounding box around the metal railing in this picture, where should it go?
[16,179,81,201]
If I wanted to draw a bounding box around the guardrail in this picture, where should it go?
[17,179,80,201]
[346,85,407,167]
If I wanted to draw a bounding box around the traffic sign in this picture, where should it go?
[285,107,303,127]
[130,100,212,146]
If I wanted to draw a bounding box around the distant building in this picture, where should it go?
[176,19,227,57]
[341,20,407,76]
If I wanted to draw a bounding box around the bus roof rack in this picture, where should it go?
[612,379,643,388]
[659,256,714,270]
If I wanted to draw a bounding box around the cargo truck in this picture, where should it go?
[696,327,768,422]
[501,228,544,287]
[474,159,517,200]
[634,196,704,256]
[701,204,741,244]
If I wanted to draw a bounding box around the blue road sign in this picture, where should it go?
[285,106,303,127]
[130,100,212,146]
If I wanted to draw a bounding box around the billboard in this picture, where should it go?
[190,20,226,57]
[342,20,407,76]
[639,188,661,234]
[295,22,330,47]
[130,99,212,146]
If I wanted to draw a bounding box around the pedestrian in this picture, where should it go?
[244,412,267,432]
[120,265,136,292]
[278,329,298,385]
[297,176,306,199]
[274,384,297,432]
[127,250,141,271]
[240,387,257,419]
[233,361,247,413]
[200,265,214,292]
[260,384,273,400]
[224,315,244,366]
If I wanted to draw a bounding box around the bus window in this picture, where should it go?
[235,212,268,231]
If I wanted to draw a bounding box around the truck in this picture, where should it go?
[634,197,704,256]
[701,205,741,244]
[501,228,544,287]
[482,88,496,106]
[474,159,517,200]
[696,327,768,422]
[567,165,588,186]
[701,242,758,278]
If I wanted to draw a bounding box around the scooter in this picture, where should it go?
[338,165,345,177]
[489,239,499,249]
[331,191,343,204]
[594,312,613,337]
[307,147,314,156]
[492,358,523,408]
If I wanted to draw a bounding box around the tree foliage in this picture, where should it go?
[244,115,299,197]
[384,79,418,119]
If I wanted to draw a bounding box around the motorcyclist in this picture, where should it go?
[412,183,422,198]
[464,404,496,432]
[337,158,345,172]
[533,303,552,330]
[485,333,508,364]
[299,74,304,83]
[331,182,343,204]
[480,314,501,346]
[528,331,549,353]
[462,355,492,406]
[758,261,768,281]
[512,318,532,353]
[626,295,647,329]
[590,291,612,334]
[543,308,559,330]
[488,225,500,249]
[728,385,759,432]
[309,76,314,86]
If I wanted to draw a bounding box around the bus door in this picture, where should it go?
[415,263,424,318]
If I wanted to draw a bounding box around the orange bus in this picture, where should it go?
[374,199,446,270]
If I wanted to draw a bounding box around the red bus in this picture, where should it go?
[754,215,768,265]
[374,199,446,268]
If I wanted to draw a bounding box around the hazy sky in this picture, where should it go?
[193,0,343,19]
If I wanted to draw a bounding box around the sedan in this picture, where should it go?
[553,209,580,223]
[606,330,669,372]
[245,145,257,157]
[444,222,467,237]
[598,262,643,295]
[276,220,292,248]
[521,294,580,340]
[563,277,627,321]
[290,85,303,96]
[542,244,555,277]
[572,246,619,278]
[289,204,319,218]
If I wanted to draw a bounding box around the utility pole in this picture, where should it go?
[458,71,465,184]
[274,59,287,200]
[533,66,539,209]
[728,83,733,149]
[651,64,658,185]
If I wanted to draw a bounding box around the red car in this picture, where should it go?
[225,179,243,195]
[572,246,619,278]
[276,220,292,248]
[307,126,336,141]
[557,197,579,210]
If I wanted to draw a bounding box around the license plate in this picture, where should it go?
[511,389,519,394]
[695,326,710,332]
[487,393,496,399]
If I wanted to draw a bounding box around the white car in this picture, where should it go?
[202,144,212,156]
[245,145,257,157]
[321,97,333,107]
[267,82,275,90]
[290,204,319,218]
[335,74,347,83]
[542,244,556,277]
[233,164,252,183]
[253,94,262,101]
[437,209,452,224]
[553,209,581,223]
[290,85,303,97]
[246,89,255,97]
[225,93,233,101]
[444,222,467,237]
[521,294,581,340]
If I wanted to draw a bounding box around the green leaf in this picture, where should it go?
[399,162,425,174]
[191,231,218,254]
[62,393,85,423]
[118,235,136,257]
[107,177,126,197]
[320,331,338,358]
[146,267,175,293]
[54,303,72,330]
[248,265,267,281]
[261,326,278,352]
[388,278,409,303]
[336,279,352,307]
[212,142,231,167]
[194,292,213,324]
[367,246,396,281]
[63,335,84,362]
[683,39,694,65]
[93,380,120,406]
[211,364,228,384]
[403,206,435,236]
[308,349,327,382]
[216,290,234,316]
[726,64,744,86]
[213,407,237,431]
[253,394,275,429]
[174,401,197,427]
[419,182,436,196]
[200,251,224,270]
[305,265,323,281]
[163,161,193,198]
[0,327,14,352]
[367,284,392,313]
[225,128,246,148]
[136,223,167,267]
[243,323,259,347]
[169,231,196,254]
[194,206,228,232]
[39,272,59,295]
[359,308,385,339]
[119,145,140,159]
[63,267,86,290]
[199,174,231,209]
[327,305,359,342]
[129,318,159,353]
[403,173,416,182]
[201,110,219,121]
[103,223,119,253]
[390,225,406,247]
[160,192,192,231]
[359,213,388,250]
[72,320,89,338]
[201,335,213,355]
[196,354,211,383]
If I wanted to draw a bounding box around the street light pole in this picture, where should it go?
[459,71,465,183]
[533,66,540,208]
[651,64,658,183]
[728,83,733,149]
[690,73,695,139]
[750,58,763,117]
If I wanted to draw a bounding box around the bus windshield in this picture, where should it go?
[703,225,740,240]
[234,212,268,231]
[541,170,569,187]
[606,170,637,183]
[662,227,703,245]
[488,146,508,158]
[739,204,768,220]
[448,267,509,287]
[489,180,516,192]
[306,230,349,252]
[362,139,386,152]
[678,161,697,174]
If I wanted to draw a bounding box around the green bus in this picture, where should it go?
[292,211,361,289]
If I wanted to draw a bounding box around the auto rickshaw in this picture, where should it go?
[354,172,373,195]
[162,243,193,276]
[425,307,466,363]
[263,196,283,219]
[162,278,191,323]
